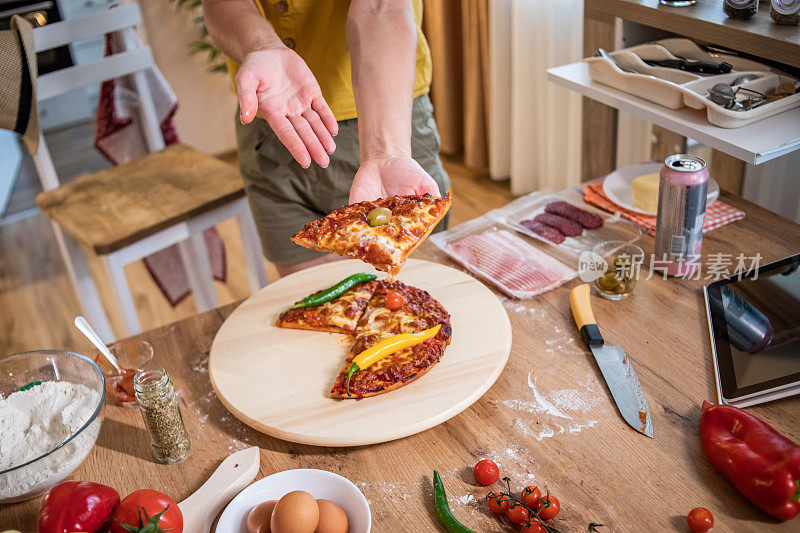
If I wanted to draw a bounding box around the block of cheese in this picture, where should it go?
[631,172,660,213]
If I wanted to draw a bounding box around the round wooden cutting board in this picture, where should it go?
[209,258,511,447]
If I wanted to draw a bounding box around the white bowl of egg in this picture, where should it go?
[218,468,371,533]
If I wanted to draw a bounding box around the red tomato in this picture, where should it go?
[385,290,404,310]
[535,494,560,520]
[38,481,120,533]
[507,501,530,525]
[486,491,504,514]
[687,507,714,533]
[473,459,500,485]
[499,494,511,513]
[111,490,182,533]
[520,521,547,533]
[522,486,542,508]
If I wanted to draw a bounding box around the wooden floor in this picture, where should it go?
[0,143,512,356]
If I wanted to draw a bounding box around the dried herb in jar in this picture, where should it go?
[724,0,759,19]
[134,366,191,464]
[770,0,800,24]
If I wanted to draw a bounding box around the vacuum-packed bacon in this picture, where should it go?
[445,230,571,297]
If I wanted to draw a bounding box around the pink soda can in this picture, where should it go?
[653,154,709,277]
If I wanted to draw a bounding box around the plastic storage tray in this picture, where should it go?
[584,38,800,129]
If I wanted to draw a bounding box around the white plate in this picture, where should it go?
[602,162,719,216]
[217,468,372,533]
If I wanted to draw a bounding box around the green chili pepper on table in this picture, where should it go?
[286,273,377,310]
[433,470,477,533]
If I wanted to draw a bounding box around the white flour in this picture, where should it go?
[0,381,101,501]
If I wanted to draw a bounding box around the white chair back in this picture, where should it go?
[31,2,165,191]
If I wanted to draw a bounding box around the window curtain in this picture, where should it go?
[424,0,585,196]
[423,0,490,171]
[490,0,584,194]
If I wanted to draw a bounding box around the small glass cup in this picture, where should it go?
[95,339,153,407]
[592,241,645,301]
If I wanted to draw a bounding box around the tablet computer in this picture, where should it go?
[704,253,800,407]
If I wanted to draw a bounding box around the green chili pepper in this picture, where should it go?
[433,470,477,533]
[287,273,377,310]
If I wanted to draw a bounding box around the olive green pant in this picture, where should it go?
[236,94,451,266]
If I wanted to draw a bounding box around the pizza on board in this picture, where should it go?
[276,279,452,399]
[291,192,453,279]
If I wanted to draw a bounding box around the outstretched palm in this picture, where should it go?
[235,47,337,168]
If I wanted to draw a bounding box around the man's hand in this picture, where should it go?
[236,46,338,168]
[349,156,441,204]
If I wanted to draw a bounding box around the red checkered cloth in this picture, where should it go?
[583,181,745,235]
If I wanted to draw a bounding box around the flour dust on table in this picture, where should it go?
[0,381,101,500]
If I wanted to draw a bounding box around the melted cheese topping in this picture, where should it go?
[292,193,452,273]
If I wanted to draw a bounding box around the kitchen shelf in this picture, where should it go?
[547,61,800,165]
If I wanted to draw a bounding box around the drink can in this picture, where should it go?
[653,154,709,276]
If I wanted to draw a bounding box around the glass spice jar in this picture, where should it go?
[771,0,800,24]
[134,366,191,463]
[724,0,759,19]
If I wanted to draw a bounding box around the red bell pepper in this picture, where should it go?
[38,481,120,533]
[701,401,800,521]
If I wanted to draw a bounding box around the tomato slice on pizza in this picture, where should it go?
[291,192,452,279]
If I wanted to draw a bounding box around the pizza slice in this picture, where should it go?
[291,192,452,279]
[330,281,452,399]
[277,279,379,335]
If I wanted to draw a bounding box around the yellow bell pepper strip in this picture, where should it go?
[346,324,441,396]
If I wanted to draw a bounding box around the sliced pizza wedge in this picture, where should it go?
[291,192,452,278]
[277,279,378,335]
[330,281,452,399]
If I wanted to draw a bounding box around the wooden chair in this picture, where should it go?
[32,3,267,342]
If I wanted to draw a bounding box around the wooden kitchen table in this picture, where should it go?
[5,192,800,532]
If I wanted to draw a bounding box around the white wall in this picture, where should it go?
[138,0,237,155]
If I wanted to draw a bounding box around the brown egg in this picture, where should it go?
[270,490,320,533]
[314,499,349,533]
[247,500,278,533]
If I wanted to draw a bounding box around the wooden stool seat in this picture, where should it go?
[36,144,245,254]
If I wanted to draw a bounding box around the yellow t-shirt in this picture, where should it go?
[227,0,432,121]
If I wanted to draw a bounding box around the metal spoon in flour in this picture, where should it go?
[75,316,122,373]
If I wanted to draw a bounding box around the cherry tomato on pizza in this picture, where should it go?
[687,507,714,533]
[473,459,500,485]
[535,494,561,520]
[110,489,182,533]
[384,290,404,310]
[507,501,530,525]
[522,485,542,508]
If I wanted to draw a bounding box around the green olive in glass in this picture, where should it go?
[592,241,644,301]
[367,207,392,227]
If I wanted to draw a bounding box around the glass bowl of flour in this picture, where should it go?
[0,349,105,503]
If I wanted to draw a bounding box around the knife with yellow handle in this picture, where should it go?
[570,283,654,438]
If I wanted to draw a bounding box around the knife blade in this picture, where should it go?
[569,284,654,438]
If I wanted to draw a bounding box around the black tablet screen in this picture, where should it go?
[707,254,800,399]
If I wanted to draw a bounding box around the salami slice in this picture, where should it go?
[545,201,603,229]
[533,213,583,237]
[520,219,566,244]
